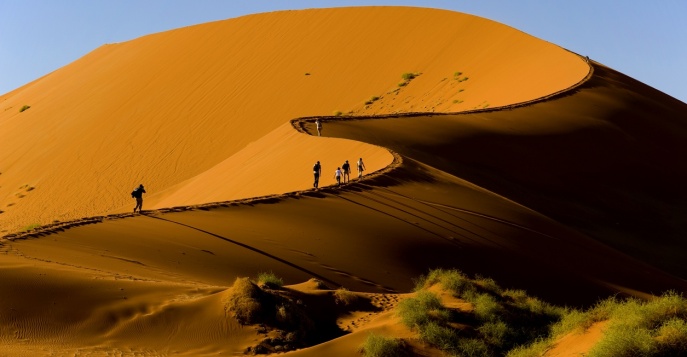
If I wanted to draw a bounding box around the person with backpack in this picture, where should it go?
[313,161,322,188]
[334,167,342,186]
[342,160,351,184]
[132,184,146,213]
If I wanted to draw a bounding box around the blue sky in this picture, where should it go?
[1,1,685,102]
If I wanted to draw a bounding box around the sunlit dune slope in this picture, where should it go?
[0,6,587,232]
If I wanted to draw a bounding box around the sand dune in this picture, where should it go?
[0,5,685,357]
[0,6,587,233]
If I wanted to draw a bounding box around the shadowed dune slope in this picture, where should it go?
[315,62,687,279]
[0,6,587,233]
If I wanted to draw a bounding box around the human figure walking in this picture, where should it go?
[357,158,366,178]
[132,184,146,213]
[313,161,322,188]
[342,160,351,184]
[315,119,322,136]
[334,167,342,186]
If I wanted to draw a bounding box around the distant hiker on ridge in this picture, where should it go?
[357,157,366,178]
[342,160,351,184]
[315,119,322,136]
[334,167,342,186]
[132,184,146,213]
[313,161,322,189]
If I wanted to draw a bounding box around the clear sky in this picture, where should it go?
[1,1,685,102]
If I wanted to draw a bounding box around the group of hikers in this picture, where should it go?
[131,119,362,212]
[313,158,365,189]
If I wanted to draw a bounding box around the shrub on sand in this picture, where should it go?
[401,72,418,81]
[397,290,446,328]
[420,321,459,352]
[224,277,264,324]
[360,333,406,357]
[19,105,31,112]
[256,271,283,288]
[333,287,357,306]
[414,268,471,293]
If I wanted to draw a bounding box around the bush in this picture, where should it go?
[397,290,446,328]
[256,271,283,288]
[401,72,417,81]
[420,321,459,351]
[224,277,264,324]
[457,338,491,357]
[333,287,357,306]
[360,333,405,357]
[471,293,504,322]
[19,105,30,112]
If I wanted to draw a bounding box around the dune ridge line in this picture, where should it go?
[1,55,592,242]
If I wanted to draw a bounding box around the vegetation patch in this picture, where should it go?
[360,333,407,357]
[333,287,357,306]
[19,105,31,112]
[404,268,565,356]
[398,72,421,87]
[453,71,469,82]
[257,271,284,288]
[22,223,41,232]
[365,95,381,105]
[224,276,336,354]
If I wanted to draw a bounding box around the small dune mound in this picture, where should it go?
[223,277,380,354]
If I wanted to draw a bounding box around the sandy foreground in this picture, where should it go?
[1,6,687,356]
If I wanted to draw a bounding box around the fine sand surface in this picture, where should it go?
[1,5,686,357]
[0,6,587,233]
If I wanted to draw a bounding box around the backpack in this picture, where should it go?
[131,189,137,198]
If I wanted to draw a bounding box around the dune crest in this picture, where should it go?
[0,6,587,232]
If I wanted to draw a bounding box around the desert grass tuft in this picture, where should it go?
[19,105,31,112]
[22,223,41,232]
[360,333,406,357]
[333,287,357,306]
[224,277,264,324]
[256,271,283,288]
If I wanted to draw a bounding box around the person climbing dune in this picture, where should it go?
[131,184,146,213]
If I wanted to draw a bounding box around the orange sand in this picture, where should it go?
[1,5,686,356]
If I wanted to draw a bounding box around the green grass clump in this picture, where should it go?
[587,291,687,357]
[365,96,380,105]
[333,287,357,306]
[19,105,31,112]
[398,72,421,87]
[405,269,566,355]
[397,290,448,328]
[22,223,41,232]
[333,110,343,116]
[360,333,406,357]
[401,72,418,81]
[256,271,283,288]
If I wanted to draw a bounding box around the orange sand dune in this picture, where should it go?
[317,62,687,279]
[1,5,685,357]
[0,6,587,232]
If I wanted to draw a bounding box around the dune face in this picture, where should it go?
[0,6,587,232]
[1,5,685,357]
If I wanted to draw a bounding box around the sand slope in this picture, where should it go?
[0,6,587,233]
[0,5,685,357]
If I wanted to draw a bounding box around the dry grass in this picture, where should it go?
[224,277,264,324]
[333,287,357,306]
